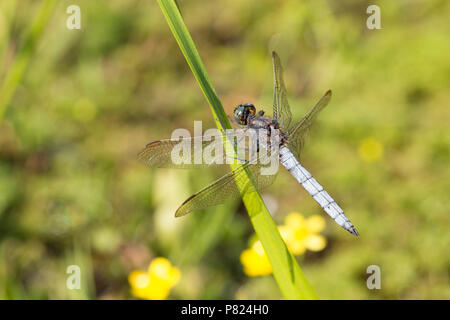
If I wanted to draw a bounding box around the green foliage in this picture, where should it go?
[0,0,58,121]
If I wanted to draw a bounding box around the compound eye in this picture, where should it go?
[233,105,246,124]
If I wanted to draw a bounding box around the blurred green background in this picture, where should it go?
[0,0,449,299]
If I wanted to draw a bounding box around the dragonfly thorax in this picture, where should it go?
[234,103,286,145]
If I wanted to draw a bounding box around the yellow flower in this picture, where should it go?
[278,224,305,255]
[240,212,327,277]
[283,212,327,253]
[148,257,181,287]
[128,257,180,300]
[305,214,326,233]
[240,240,272,277]
[358,138,384,163]
[284,211,305,229]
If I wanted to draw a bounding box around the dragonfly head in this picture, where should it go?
[233,103,256,125]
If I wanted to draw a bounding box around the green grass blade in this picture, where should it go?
[157,0,317,299]
[0,0,58,122]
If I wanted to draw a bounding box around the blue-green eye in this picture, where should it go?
[234,106,245,119]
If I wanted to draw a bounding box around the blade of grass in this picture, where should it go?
[0,0,58,122]
[157,0,317,299]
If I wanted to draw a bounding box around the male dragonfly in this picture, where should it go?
[139,51,358,236]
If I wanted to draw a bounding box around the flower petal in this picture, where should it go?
[306,215,326,233]
[284,212,305,230]
[240,246,272,277]
[288,240,306,255]
[304,234,327,252]
[148,257,172,278]
[278,225,293,243]
[128,270,150,289]
[143,276,171,300]
[148,257,180,287]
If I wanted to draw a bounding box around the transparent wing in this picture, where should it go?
[138,137,227,169]
[272,51,292,131]
[139,130,263,169]
[286,90,332,161]
[175,161,277,217]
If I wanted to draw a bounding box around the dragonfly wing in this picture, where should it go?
[286,90,332,161]
[272,51,293,131]
[175,162,277,217]
[138,137,230,169]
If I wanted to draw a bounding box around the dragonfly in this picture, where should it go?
[139,51,358,236]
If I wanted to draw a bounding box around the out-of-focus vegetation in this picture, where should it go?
[0,0,449,299]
